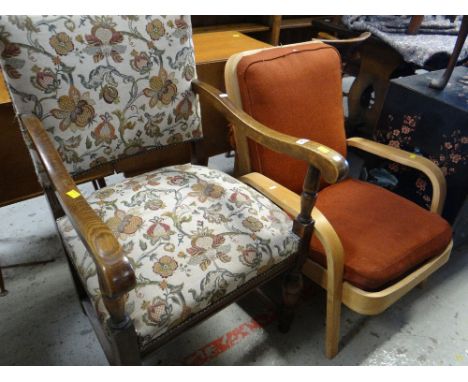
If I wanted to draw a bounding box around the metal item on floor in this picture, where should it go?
[0,258,55,297]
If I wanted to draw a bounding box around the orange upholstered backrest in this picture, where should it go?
[235,42,347,193]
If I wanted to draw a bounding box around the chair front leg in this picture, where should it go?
[279,165,321,332]
[103,294,142,365]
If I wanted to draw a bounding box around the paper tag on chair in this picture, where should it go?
[66,189,81,199]
[317,146,330,153]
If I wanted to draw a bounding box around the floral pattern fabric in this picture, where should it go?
[56,164,299,348]
[0,16,201,176]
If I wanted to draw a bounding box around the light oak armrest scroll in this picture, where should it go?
[314,31,371,46]
[21,115,136,301]
[193,80,349,184]
[347,137,446,214]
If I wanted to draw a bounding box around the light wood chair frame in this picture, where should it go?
[224,44,453,359]
[19,76,348,364]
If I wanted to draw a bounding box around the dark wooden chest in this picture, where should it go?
[366,66,467,223]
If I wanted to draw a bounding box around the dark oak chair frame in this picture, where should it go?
[20,79,348,365]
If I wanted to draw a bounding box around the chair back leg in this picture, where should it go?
[278,271,304,332]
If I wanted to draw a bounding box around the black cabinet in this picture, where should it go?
[365,66,467,223]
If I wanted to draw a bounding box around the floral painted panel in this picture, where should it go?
[365,66,468,223]
[0,16,201,176]
[56,164,299,348]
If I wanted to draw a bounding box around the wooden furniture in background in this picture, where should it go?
[346,39,405,136]
[311,16,468,136]
[191,16,320,47]
[192,16,281,45]
[371,66,468,224]
[406,16,425,35]
[313,31,371,75]
[310,18,411,137]
[0,31,271,207]
[193,31,271,161]
[0,72,45,206]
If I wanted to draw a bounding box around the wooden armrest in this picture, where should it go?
[347,137,446,214]
[21,115,136,300]
[314,31,371,45]
[192,80,349,184]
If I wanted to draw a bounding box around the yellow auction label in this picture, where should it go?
[318,146,330,153]
[66,189,81,199]
[409,154,417,159]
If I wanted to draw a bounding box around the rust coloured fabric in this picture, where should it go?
[236,42,347,194]
[236,42,452,291]
[311,179,452,291]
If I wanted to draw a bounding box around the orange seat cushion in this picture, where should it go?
[311,179,452,291]
[236,42,347,194]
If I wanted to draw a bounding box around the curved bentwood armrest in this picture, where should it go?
[347,137,446,214]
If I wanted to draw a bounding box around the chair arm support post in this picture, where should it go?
[347,137,447,214]
[278,165,321,332]
[104,295,131,329]
[292,165,321,272]
[20,115,136,316]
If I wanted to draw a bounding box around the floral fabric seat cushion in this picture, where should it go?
[56,164,299,348]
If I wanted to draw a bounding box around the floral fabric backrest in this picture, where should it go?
[0,15,201,177]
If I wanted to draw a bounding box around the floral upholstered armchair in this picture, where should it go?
[0,16,348,364]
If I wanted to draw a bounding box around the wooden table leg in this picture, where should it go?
[0,267,8,296]
[347,41,404,136]
[407,16,424,35]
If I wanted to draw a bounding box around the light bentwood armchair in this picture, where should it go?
[0,16,347,365]
[225,41,453,358]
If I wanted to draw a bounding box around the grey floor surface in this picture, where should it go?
[1,152,467,366]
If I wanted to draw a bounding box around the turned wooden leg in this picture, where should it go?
[279,166,320,333]
[279,271,304,332]
[104,296,141,365]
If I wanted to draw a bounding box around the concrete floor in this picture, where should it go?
[0,152,467,366]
